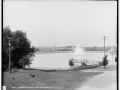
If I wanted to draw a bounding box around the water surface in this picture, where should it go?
[30,51,116,68]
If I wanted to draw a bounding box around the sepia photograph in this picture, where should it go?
[3,0,117,90]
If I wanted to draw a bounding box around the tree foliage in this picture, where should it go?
[68,59,74,66]
[98,55,109,70]
[3,26,36,72]
[101,55,109,70]
[3,26,12,71]
[102,55,109,66]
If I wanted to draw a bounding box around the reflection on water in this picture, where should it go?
[30,51,116,68]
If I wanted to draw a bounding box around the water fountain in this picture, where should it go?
[74,43,84,56]
[72,43,85,65]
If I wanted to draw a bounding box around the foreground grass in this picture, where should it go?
[3,69,103,90]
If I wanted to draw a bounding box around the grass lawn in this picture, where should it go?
[3,69,103,90]
[93,65,117,71]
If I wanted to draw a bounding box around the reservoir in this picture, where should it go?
[30,51,116,68]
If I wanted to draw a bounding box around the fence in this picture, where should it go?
[30,67,71,71]
[26,64,100,71]
[73,59,100,63]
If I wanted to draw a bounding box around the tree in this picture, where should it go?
[91,46,98,51]
[3,26,13,72]
[102,55,109,70]
[3,26,36,72]
[19,55,32,68]
[68,59,74,68]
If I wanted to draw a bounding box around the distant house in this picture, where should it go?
[65,46,75,51]
[108,47,117,55]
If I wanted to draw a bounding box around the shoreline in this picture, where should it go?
[35,51,109,54]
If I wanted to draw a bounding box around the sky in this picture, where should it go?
[3,1,117,47]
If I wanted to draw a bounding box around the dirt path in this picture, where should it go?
[77,71,117,90]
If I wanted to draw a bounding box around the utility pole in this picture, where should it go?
[101,36,108,57]
[8,37,11,73]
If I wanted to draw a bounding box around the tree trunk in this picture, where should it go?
[104,66,106,70]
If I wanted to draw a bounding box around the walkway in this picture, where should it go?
[77,71,117,90]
